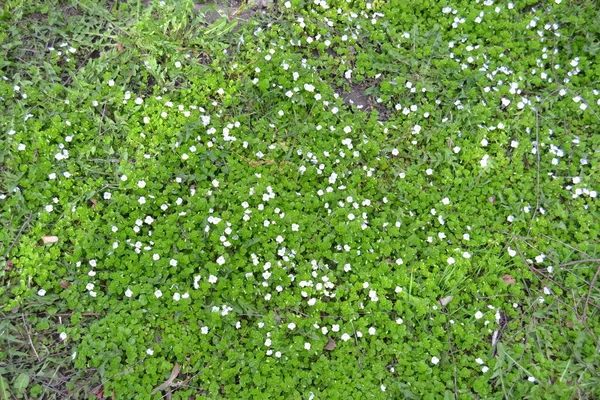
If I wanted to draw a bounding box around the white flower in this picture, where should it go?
[284,1,291,8]
[304,342,311,350]
[153,254,160,261]
[481,138,489,146]
[368,327,376,335]
[511,140,519,148]
[212,179,219,188]
[332,324,340,332]
[108,79,115,87]
[120,175,128,181]
[441,197,450,205]
[146,348,154,355]
[175,61,182,68]
[292,223,299,231]
[304,83,315,92]
[431,356,440,365]
[125,288,133,297]
[45,205,53,212]
[173,292,181,301]
[475,311,484,319]
[135,97,143,105]
[307,298,317,306]
[508,247,517,257]
[341,333,351,341]
[447,257,455,265]
[475,357,484,365]
[480,154,490,167]
[528,376,536,383]
[37,289,46,296]
[463,252,471,259]
[216,256,225,265]
[137,180,146,188]
[17,143,26,151]
[426,168,433,175]
[169,259,178,267]
[288,322,296,330]
[208,275,218,284]
[348,213,355,221]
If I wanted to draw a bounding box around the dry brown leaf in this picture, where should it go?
[151,362,181,395]
[4,259,13,272]
[42,235,59,244]
[117,43,124,52]
[501,274,516,285]
[438,296,454,307]
[60,280,71,289]
[324,337,336,351]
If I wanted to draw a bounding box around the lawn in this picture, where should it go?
[1,0,599,398]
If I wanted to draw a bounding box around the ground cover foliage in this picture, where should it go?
[1,0,600,398]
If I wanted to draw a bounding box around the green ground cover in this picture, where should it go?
[1,0,599,398]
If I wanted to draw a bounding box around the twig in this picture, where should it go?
[582,265,600,323]
[21,314,40,361]
[559,259,600,267]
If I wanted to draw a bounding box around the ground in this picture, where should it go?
[1,0,599,398]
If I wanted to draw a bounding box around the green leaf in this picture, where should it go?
[12,373,29,393]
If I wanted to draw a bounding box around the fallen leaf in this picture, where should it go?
[89,199,98,208]
[60,280,71,289]
[488,196,496,205]
[324,337,336,351]
[4,259,13,272]
[151,362,181,395]
[117,43,124,52]
[438,296,454,307]
[42,236,59,244]
[501,274,516,285]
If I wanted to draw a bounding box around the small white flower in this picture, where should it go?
[341,333,351,341]
[475,358,484,365]
[441,197,450,205]
[447,257,455,265]
[137,180,146,188]
[208,275,218,284]
[154,289,162,298]
[426,168,433,175]
[169,259,178,267]
[304,342,311,350]
[288,322,296,330]
[528,376,536,383]
[108,79,115,87]
[216,256,225,265]
[17,143,26,151]
[120,175,127,181]
[173,292,181,301]
[125,288,133,297]
[37,289,46,296]
[332,324,340,332]
[482,366,489,373]
[153,254,160,261]
[431,356,440,365]
[146,348,154,355]
[368,327,376,335]
[475,311,484,319]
